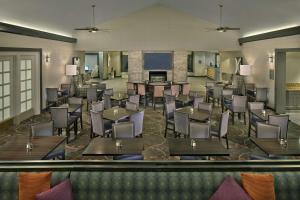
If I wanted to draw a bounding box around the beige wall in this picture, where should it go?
[220,51,242,75]
[286,52,300,83]
[0,32,76,109]
[75,5,240,51]
[242,35,300,108]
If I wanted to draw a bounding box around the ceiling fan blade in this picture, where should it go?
[226,27,241,30]
[74,27,91,30]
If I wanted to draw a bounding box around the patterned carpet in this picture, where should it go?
[2,100,300,161]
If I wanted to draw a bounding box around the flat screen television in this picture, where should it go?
[144,53,173,70]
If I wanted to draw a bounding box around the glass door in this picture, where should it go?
[19,57,33,113]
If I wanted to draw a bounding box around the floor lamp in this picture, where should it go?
[239,65,251,95]
[66,65,78,96]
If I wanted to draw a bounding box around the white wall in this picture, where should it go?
[242,35,300,108]
[286,52,300,83]
[220,51,242,74]
[75,5,240,51]
[0,32,76,109]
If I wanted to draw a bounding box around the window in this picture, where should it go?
[187,52,194,72]
[121,52,128,72]
[20,59,32,113]
[0,60,11,121]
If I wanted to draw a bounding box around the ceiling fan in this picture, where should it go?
[212,4,240,32]
[74,4,110,33]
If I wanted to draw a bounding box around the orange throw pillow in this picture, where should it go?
[241,173,275,200]
[19,172,52,200]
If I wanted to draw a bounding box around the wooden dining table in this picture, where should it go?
[176,106,210,122]
[176,94,193,106]
[0,136,66,160]
[168,138,229,156]
[60,103,83,113]
[82,138,144,156]
[103,107,138,123]
[110,92,128,105]
[251,109,276,121]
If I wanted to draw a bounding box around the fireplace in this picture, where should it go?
[149,71,167,82]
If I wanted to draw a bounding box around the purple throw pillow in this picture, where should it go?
[36,179,73,200]
[210,176,251,200]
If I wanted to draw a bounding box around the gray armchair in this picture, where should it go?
[90,110,112,138]
[268,115,289,139]
[130,110,145,137]
[164,102,176,137]
[211,111,230,149]
[91,101,104,112]
[87,88,97,111]
[68,97,83,129]
[126,101,138,111]
[248,102,265,137]
[225,95,247,125]
[129,95,140,108]
[112,122,134,139]
[190,122,210,139]
[46,88,65,107]
[193,97,205,109]
[103,94,112,109]
[174,111,189,138]
[198,102,213,121]
[256,122,280,139]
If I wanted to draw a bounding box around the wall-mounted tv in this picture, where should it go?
[144,53,173,70]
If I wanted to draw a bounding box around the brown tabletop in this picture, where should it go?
[168,138,229,156]
[0,136,66,160]
[60,103,82,113]
[251,109,276,121]
[103,107,138,122]
[148,82,169,86]
[173,81,189,85]
[251,138,300,156]
[176,106,209,122]
[176,95,192,105]
[82,138,144,156]
[111,92,128,101]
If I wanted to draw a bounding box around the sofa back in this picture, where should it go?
[1,161,300,200]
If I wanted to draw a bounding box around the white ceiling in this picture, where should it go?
[0,0,299,37]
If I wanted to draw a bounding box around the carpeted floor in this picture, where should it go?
[2,99,300,161]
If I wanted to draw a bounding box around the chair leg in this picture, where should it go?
[232,112,235,125]
[80,115,83,129]
[225,135,229,149]
[244,113,246,125]
[164,122,168,138]
[66,128,70,144]
[248,123,251,137]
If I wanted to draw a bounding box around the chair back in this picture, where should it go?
[189,91,201,98]
[164,95,176,104]
[99,83,107,90]
[174,111,189,136]
[130,110,144,137]
[31,121,54,137]
[182,84,191,95]
[268,115,289,139]
[213,86,223,99]
[232,95,247,112]
[113,122,134,138]
[90,110,104,136]
[164,89,172,96]
[193,97,205,108]
[219,111,230,137]
[127,89,136,96]
[91,101,104,112]
[129,95,140,106]
[198,102,213,118]
[165,102,176,120]
[127,82,134,90]
[46,88,58,102]
[68,97,83,112]
[256,88,268,102]
[104,88,114,96]
[189,122,210,139]
[256,122,280,139]
[103,94,112,109]
[50,107,68,128]
[154,86,164,97]
[248,102,264,111]
[171,85,180,96]
[87,88,97,102]
[222,89,233,96]
[126,101,138,111]
[61,84,71,96]
[137,84,146,96]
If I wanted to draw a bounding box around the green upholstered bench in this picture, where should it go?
[0,161,300,200]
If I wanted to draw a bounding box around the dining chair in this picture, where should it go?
[50,107,77,143]
[127,82,134,90]
[198,102,213,121]
[182,84,191,95]
[68,97,83,129]
[90,110,112,138]
[211,111,230,149]
[190,122,210,139]
[129,94,140,108]
[61,84,72,97]
[46,88,65,107]
[225,95,247,125]
[104,88,114,96]
[153,85,164,110]
[103,94,112,109]
[221,88,233,112]
[164,102,176,137]
[174,111,189,138]
[31,121,65,160]
[130,110,144,137]
[138,83,147,107]
[189,91,202,98]
[171,85,180,96]
[248,102,265,137]
[112,122,135,138]
[268,115,289,139]
[126,101,138,111]
[127,89,136,96]
[256,88,268,103]
[210,86,223,107]
[91,101,104,112]
[193,97,205,109]
[256,122,280,139]
[164,89,172,96]
[87,88,97,111]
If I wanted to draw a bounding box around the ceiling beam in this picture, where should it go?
[0,22,77,43]
[239,26,300,45]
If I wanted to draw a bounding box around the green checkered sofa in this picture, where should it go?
[0,161,300,200]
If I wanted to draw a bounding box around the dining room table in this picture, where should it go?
[251,138,300,157]
[175,94,193,106]
[110,92,128,105]
[103,107,139,123]
[251,109,276,121]
[176,106,210,122]
[82,138,144,156]
[60,103,83,113]
[0,136,66,160]
[168,138,229,156]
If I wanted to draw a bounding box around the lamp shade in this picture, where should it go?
[239,65,251,76]
[66,65,77,76]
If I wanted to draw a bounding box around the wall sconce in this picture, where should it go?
[45,55,51,63]
[268,55,274,63]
